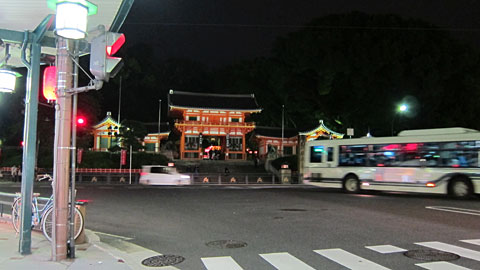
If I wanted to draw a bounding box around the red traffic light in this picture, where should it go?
[77,116,86,126]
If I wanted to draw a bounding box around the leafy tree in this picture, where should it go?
[115,120,148,151]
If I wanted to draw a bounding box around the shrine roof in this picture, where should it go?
[168,90,262,112]
[254,126,298,139]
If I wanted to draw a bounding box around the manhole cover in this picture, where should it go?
[404,249,460,261]
[206,240,248,249]
[141,255,185,267]
[279,208,307,212]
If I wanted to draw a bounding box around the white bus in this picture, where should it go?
[303,127,480,198]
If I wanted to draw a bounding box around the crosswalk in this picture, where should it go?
[197,239,480,270]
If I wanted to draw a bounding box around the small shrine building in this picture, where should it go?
[168,90,262,160]
[253,127,299,160]
[92,112,170,152]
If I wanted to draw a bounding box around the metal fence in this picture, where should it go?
[189,173,279,185]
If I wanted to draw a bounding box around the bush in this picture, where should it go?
[271,155,298,171]
[78,151,169,169]
[0,148,22,167]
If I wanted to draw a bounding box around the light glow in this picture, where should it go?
[426,182,436,187]
[0,69,17,93]
[55,2,88,39]
[43,66,57,100]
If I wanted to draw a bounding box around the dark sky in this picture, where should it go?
[120,0,480,66]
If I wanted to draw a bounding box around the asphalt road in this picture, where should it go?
[1,183,479,269]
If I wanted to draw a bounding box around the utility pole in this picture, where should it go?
[53,37,73,261]
[281,105,284,156]
[157,99,161,153]
[117,76,122,124]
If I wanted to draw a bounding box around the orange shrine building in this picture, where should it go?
[168,90,262,160]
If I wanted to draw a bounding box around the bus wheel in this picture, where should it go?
[449,177,472,199]
[343,175,360,193]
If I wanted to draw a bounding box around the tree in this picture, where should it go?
[214,12,480,136]
[115,120,147,151]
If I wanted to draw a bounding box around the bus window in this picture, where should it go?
[310,146,324,163]
[327,147,334,162]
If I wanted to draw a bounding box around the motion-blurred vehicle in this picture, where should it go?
[139,165,191,185]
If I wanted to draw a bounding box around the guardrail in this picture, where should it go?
[0,192,50,222]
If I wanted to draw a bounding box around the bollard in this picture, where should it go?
[75,202,87,244]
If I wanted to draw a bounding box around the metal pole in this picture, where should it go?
[117,76,122,124]
[129,144,132,184]
[157,99,161,153]
[18,33,41,255]
[53,37,73,261]
[281,105,284,156]
[69,41,79,258]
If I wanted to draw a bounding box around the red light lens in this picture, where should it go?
[107,34,125,56]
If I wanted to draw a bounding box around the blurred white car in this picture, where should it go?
[139,165,191,185]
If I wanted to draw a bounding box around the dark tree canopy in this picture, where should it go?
[216,12,480,136]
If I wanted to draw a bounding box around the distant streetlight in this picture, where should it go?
[391,103,408,136]
[49,0,98,40]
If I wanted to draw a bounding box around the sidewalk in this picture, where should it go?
[0,220,169,270]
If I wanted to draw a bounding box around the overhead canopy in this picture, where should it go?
[0,0,134,67]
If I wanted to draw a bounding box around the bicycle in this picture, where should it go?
[11,174,84,242]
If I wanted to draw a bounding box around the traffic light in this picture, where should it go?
[89,31,125,82]
[76,116,86,126]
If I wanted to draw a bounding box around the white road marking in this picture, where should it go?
[260,252,315,270]
[416,261,472,270]
[460,239,480,246]
[94,231,134,241]
[416,242,480,261]
[201,256,244,270]
[314,248,391,270]
[366,245,407,254]
[425,206,480,216]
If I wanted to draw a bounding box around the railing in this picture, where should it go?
[188,173,278,185]
[174,120,256,128]
[0,192,50,222]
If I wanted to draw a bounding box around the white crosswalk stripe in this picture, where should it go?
[415,261,473,270]
[260,252,315,270]
[366,245,407,254]
[314,248,391,270]
[415,241,480,262]
[460,239,480,246]
[201,256,244,270]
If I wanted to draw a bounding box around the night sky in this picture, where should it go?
[120,0,480,67]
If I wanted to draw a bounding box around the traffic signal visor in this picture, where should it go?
[90,32,125,82]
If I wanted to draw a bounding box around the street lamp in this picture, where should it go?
[48,0,98,40]
[0,68,21,93]
[0,44,21,93]
[391,103,408,136]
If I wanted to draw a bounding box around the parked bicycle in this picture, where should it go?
[11,174,84,242]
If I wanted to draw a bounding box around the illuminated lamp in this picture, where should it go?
[0,68,21,93]
[168,162,175,167]
[48,0,98,40]
[426,182,436,187]
[42,66,57,100]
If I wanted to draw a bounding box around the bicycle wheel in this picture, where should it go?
[41,206,84,242]
[11,199,36,233]
[11,198,21,232]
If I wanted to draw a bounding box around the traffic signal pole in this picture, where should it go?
[52,37,72,261]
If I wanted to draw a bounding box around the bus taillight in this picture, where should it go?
[426,182,436,187]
